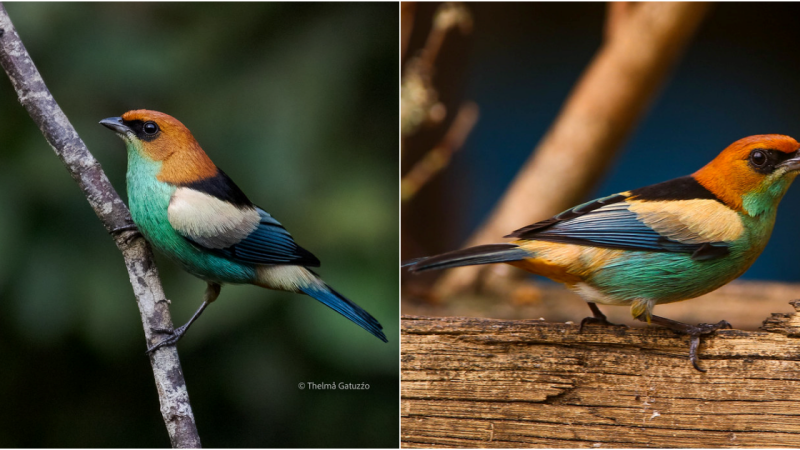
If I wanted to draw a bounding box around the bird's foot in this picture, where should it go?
[645,315,732,372]
[146,324,189,354]
[580,303,628,332]
[110,223,141,246]
[684,320,732,372]
[579,315,629,333]
[110,223,139,235]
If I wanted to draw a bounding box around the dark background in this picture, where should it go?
[404,2,800,283]
[0,3,397,447]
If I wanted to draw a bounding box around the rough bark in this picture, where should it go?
[433,2,711,296]
[402,311,800,448]
[0,4,200,447]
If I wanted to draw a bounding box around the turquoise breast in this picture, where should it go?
[587,213,772,304]
[125,146,257,285]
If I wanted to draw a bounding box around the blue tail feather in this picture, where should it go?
[301,285,387,343]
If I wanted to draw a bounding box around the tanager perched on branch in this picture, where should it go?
[406,135,800,371]
[101,110,387,353]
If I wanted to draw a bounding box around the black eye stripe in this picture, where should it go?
[121,119,161,141]
[748,148,795,174]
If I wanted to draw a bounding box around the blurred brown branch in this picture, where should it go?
[604,1,634,40]
[434,2,711,297]
[401,3,415,60]
[401,2,476,202]
[402,101,478,202]
[0,4,201,448]
[401,2,473,138]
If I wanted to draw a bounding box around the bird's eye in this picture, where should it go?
[143,121,159,135]
[750,150,767,167]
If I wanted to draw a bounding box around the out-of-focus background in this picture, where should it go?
[0,3,397,447]
[402,3,800,327]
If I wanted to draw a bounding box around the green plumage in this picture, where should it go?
[125,141,257,284]
[587,238,756,305]
[583,178,787,313]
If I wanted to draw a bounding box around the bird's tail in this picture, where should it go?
[301,284,387,343]
[404,243,529,272]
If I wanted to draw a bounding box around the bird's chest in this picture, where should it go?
[124,152,257,284]
[126,154,183,255]
[584,213,773,304]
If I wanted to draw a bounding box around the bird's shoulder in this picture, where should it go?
[167,170,320,267]
[506,176,743,260]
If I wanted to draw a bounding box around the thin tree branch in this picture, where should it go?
[0,4,201,447]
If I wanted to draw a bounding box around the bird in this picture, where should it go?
[406,134,800,371]
[100,109,387,353]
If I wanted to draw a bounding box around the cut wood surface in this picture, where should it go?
[401,306,800,448]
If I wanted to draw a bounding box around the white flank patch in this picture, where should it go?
[168,187,260,248]
[572,282,629,306]
[256,265,324,292]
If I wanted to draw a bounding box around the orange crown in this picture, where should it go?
[122,109,217,184]
[693,134,799,211]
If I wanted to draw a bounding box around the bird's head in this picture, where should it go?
[100,110,217,183]
[694,134,800,216]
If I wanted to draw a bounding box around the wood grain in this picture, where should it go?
[401,309,800,448]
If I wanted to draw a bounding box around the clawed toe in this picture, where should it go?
[687,320,732,336]
[150,327,174,335]
[687,325,727,373]
[688,335,706,372]
[146,334,180,354]
[146,326,187,354]
[641,315,732,372]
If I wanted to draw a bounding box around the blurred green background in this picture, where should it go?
[0,2,397,447]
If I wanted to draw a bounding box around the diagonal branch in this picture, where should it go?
[0,4,201,448]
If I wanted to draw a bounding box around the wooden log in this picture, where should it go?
[401,307,800,448]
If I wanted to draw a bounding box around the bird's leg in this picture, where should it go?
[147,282,221,354]
[638,314,731,372]
[579,302,628,332]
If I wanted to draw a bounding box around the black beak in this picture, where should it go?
[99,117,131,134]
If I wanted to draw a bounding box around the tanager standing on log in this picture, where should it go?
[101,110,387,353]
[407,135,800,371]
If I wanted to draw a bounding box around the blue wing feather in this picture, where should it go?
[507,195,729,259]
[204,208,321,267]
